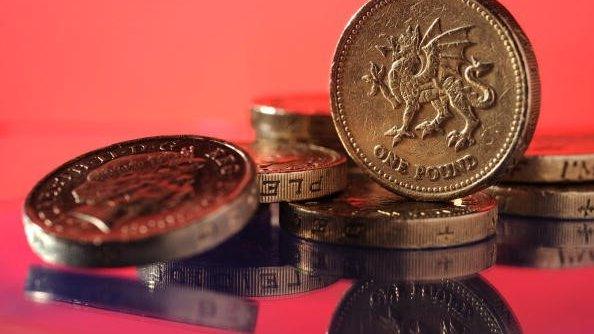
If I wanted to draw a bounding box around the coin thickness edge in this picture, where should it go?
[279,175,498,249]
[23,135,259,267]
[489,184,594,220]
[241,142,348,203]
[330,0,540,200]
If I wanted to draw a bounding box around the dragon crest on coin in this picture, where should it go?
[362,18,497,151]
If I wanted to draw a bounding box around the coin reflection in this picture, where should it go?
[280,231,496,282]
[139,206,338,297]
[498,216,594,269]
[25,266,257,333]
[329,278,521,334]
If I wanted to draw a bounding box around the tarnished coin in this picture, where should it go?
[280,173,497,249]
[499,216,594,247]
[241,141,348,203]
[330,0,540,200]
[139,207,338,297]
[251,93,344,152]
[504,135,594,183]
[498,244,594,269]
[488,184,594,219]
[329,278,521,334]
[281,231,496,281]
[26,266,258,333]
[24,136,259,267]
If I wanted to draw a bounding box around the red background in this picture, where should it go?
[1,1,594,333]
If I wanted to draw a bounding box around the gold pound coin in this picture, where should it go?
[331,0,540,201]
[488,184,594,219]
[498,245,594,269]
[241,141,348,203]
[251,93,344,152]
[504,135,594,183]
[24,136,259,267]
[279,174,497,249]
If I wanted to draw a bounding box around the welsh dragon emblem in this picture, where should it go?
[362,18,497,151]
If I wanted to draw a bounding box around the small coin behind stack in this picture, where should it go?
[504,135,594,183]
[281,231,496,281]
[139,206,338,297]
[488,184,594,219]
[240,141,347,203]
[280,173,497,249]
[24,135,259,267]
[497,216,594,269]
[251,93,344,153]
[329,278,521,334]
[330,0,540,201]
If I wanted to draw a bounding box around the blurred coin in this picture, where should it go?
[24,135,258,267]
[280,173,497,249]
[139,206,338,297]
[329,278,521,334]
[25,266,257,333]
[488,183,594,219]
[331,0,539,200]
[497,244,594,269]
[241,141,347,203]
[504,135,594,183]
[251,93,344,152]
[281,231,496,281]
[499,216,594,247]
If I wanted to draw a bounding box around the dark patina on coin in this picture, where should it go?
[138,207,338,297]
[329,278,521,334]
[504,135,594,183]
[241,141,348,203]
[331,0,540,200]
[280,173,497,249]
[24,135,259,267]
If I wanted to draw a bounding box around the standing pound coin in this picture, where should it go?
[331,0,540,200]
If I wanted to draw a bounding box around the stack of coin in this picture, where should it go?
[251,93,344,153]
[485,135,594,269]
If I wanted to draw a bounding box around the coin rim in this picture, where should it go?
[330,0,540,200]
[23,135,260,267]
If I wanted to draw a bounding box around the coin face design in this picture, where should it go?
[329,279,521,334]
[331,0,540,200]
[280,173,497,249]
[504,135,594,183]
[241,141,347,203]
[24,136,258,267]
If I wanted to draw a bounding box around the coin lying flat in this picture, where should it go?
[281,231,496,281]
[241,141,348,203]
[24,136,259,267]
[139,207,338,297]
[331,0,540,201]
[280,173,497,249]
[26,266,258,333]
[488,184,594,219]
[251,93,344,152]
[329,278,521,334]
[504,135,594,183]
[499,216,594,247]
